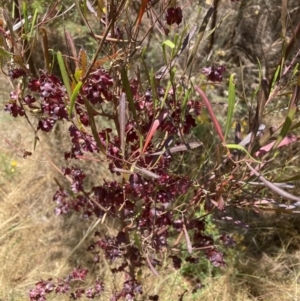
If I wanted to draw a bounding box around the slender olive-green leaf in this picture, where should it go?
[162,39,175,49]
[174,26,190,58]
[271,65,281,91]
[181,88,192,122]
[161,80,172,110]
[155,25,194,80]
[140,47,151,85]
[162,44,167,66]
[69,81,82,118]
[290,120,300,131]
[273,107,296,150]
[161,67,176,109]
[29,9,38,38]
[171,34,179,57]
[272,87,299,150]
[118,92,127,157]
[292,63,299,77]
[252,58,263,99]
[224,73,235,141]
[82,96,106,155]
[226,144,262,163]
[33,135,38,151]
[22,2,29,32]
[120,67,139,129]
[149,68,160,110]
[11,2,16,19]
[57,51,72,104]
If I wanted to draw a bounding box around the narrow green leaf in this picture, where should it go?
[82,96,106,155]
[271,65,281,91]
[140,47,151,85]
[29,9,38,38]
[149,68,159,110]
[251,58,263,100]
[160,76,173,110]
[274,107,296,150]
[155,25,193,80]
[290,120,300,131]
[22,2,29,32]
[118,92,127,157]
[69,81,82,118]
[120,67,139,131]
[292,63,299,77]
[33,135,38,151]
[57,51,72,104]
[162,39,175,49]
[224,73,235,141]
[226,144,262,163]
[171,34,179,57]
[272,88,299,150]
[162,44,167,66]
[181,88,192,122]
[174,26,190,59]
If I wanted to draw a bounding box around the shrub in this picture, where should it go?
[2,1,300,300]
